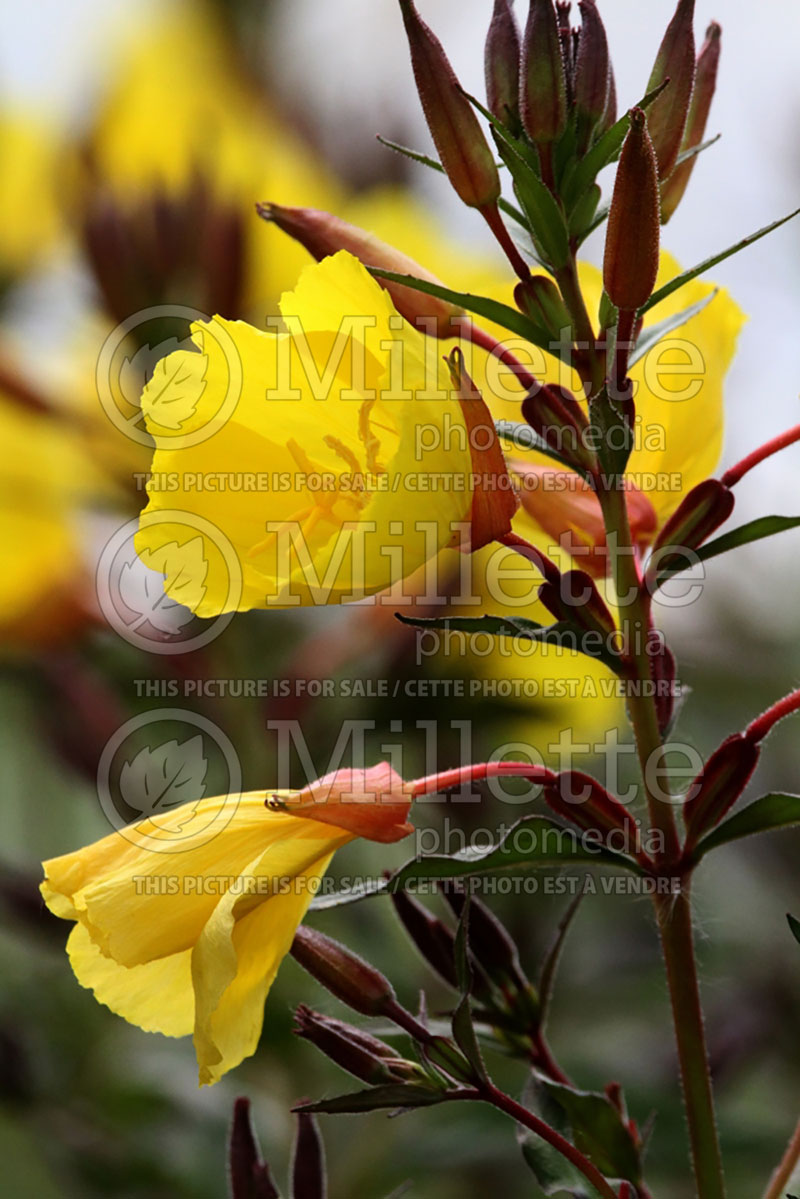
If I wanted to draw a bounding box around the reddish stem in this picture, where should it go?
[410,760,555,797]
[463,321,537,390]
[746,687,800,744]
[479,201,532,283]
[720,423,800,488]
[500,530,561,584]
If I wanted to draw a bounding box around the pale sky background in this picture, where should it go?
[0,0,798,637]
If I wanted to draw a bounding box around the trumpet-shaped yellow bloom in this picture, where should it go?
[135,252,513,612]
[41,764,414,1086]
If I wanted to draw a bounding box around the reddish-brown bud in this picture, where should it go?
[448,347,519,551]
[544,772,640,844]
[294,1005,423,1086]
[574,0,611,152]
[521,0,568,144]
[391,889,460,990]
[485,0,522,127]
[683,734,761,846]
[443,888,531,994]
[646,479,734,588]
[521,381,592,472]
[291,1112,326,1199]
[646,0,697,179]
[258,203,465,337]
[291,926,396,1017]
[598,61,618,136]
[229,1098,280,1199]
[661,22,721,223]
[603,108,661,311]
[399,0,501,209]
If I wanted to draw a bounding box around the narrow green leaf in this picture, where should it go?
[641,206,800,315]
[561,81,669,212]
[538,894,584,1028]
[539,1078,642,1184]
[693,793,800,859]
[294,1084,448,1115]
[575,201,610,248]
[394,612,623,675]
[367,268,565,360]
[496,419,592,477]
[629,290,717,367]
[568,183,601,242]
[512,170,570,270]
[377,135,445,175]
[787,913,800,946]
[673,132,721,169]
[654,515,800,585]
[451,902,488,1082]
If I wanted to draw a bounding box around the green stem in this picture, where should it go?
[599,483,725,1199]
[763,1114,800,1199]
[555,257,605,395]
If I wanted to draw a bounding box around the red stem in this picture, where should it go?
[479,201,532,283]
[463,320,537,390]
[720,423,800,488]
[410,760,555,797]
[746,686,800,743]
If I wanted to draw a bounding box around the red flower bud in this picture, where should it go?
[603,108,661,311]
[661,22,721,223]
[485,0,522,127]
[646,479,734,588]
[598,62,618,136]
[229,1098,280,1199]
[290,926,396,1017]
[544,771,640,844]
[521,381,592,473]
[390,888,460,990]
[399,0,501,210]
[294,1005,424,1085]
[646,0,697,180]
[448,347,519,551]
[683,734,761,846]
[574,0,611,153]
[258,203,466,337]
[521,0,568,145]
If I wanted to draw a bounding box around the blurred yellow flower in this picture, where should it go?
[135,252,512,612]
[41,764,414,1086]
[0,114,64,279]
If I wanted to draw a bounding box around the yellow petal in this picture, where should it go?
[67,923,193,1038]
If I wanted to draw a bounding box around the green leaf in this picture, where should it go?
[588,386,633,479]
[654,516,800,585]
[394,612,624,675]
[512,169,571,270]
[673,133,721,169]
[787,914,800,946]
[538,894,584,1028]
[568,183,601,243]
[496,419,592,477]
[539,1078,642,1185]
[692,793,800,860]
[312,815,643,910]
[561,81,669,212]
[294,1084,448,1115]
[376,136,445,175]
[451,902,488,1083]
[367,268,565,361]
[629,290,718,367]
[517,1080,605,1198]
[641,205,800,315]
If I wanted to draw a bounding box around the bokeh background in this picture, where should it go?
[0,1,798,1196]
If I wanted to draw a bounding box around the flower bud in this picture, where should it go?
[603,108,661,311]
[399,0,501,210]
[290,926,396,1017]
[521,381,592,473]
[646,0,697,180]
[294,1005,424,1086]
[651,639,678,736]
[229,1098,280,1199]
[391,889,460,990]
[521,0,568,145]
[485,0,522,128]
[258,203,465,337]
[514,274,572,339]
[447,347,519,551]
[574,0,611,153]
[661,22,721,223]
[598,62,617,136]
[544,771,640,843]
[443,888,531,995]
[645,479,734,587]
[683,734,761,846]
[291,1111,325,1199]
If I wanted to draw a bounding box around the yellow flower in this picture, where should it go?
[135,251,514,612]
[0,114,64,278]
[85,2,341,317]
[40,765,414,1086]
